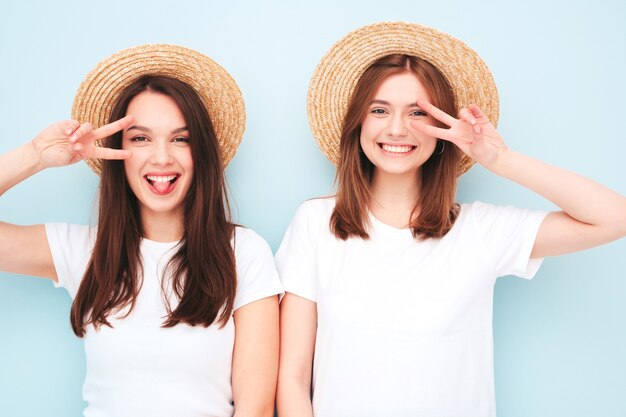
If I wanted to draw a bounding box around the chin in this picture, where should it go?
[375,163,420,177]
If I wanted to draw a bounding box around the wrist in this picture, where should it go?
[485,146,515,177]
[24,141,46,173]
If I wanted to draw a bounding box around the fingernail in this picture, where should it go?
[69,135,78,143]
[73,143,83,151]
[473,125,481,134]
[470,118,476,126]
[66,128,73,135]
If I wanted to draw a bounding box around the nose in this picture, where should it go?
[387,113,408,138]
[151,140,174,165]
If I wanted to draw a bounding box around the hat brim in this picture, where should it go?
[72,44,245,175]
[306,22,499,175]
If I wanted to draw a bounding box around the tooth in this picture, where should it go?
[147,175,176,182]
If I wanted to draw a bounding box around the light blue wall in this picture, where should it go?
[0,0,624,416]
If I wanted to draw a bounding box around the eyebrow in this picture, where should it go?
[126,125,189,134]
[370,99,420,107]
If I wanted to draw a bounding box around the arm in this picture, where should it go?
[0,141,55,279]
[0,118,133,280]
[277,293,317,417]
[489,150,626,258]
[232,295,280,417]
[412,102,626,259]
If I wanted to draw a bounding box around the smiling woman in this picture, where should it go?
[123,91,193,203]
[124,91,193,227]
[0,45,282,417]
[360,73,438,176]
[275,22,626,417]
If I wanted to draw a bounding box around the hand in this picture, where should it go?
[32,116,134,169]
[411,100,508,171]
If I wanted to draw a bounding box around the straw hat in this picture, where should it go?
[72,44,245,174]
[307,22,499,174]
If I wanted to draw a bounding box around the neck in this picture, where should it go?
[140,209,185,242]
[369,169,421,228]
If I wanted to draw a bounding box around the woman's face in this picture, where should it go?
[359,72,438,178]
[122,91,193,222]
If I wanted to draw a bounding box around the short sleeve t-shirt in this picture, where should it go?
[275,197,547,417]
[46,223,283,417]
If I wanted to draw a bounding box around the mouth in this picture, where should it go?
[144,174,180,195]
[378,143,417,155]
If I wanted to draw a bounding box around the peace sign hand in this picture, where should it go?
[32,116,134,169]
[410,100,508,171]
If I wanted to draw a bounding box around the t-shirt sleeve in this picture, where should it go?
[233,227,284,311]
[274,201,320,302]
[469,201,548,279]
[45,223,96,298]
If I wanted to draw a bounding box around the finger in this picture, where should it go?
[416,99,457,127]
[69,122,93,143]
[65,119,80,136]
[410,120,471,146]
[91,147,132,160]
[410,120,442,137]
[458,108,477,126]
[92,115,135,140]
[467,104,487,122]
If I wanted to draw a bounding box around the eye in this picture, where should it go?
[172,136,190,144]
[410,110,427,117]
[370,108,388,116]
[130,135,149,142]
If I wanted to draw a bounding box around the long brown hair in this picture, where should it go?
[71,75,236,337]
[331,54,461,240]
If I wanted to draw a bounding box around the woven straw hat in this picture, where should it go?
[72,44,245,175]
[307,22,499,174]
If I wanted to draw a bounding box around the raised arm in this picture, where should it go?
[412,101,626,258]
[277,293,317,417]
[231,295,280,417]
[0,117,133,280]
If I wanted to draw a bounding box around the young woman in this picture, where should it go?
[276,23,626,416]
[0,45,282,417]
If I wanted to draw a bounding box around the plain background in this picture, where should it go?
[0,0,624,416]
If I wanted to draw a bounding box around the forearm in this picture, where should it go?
[491,149,626,234]
[0,142,43,196]
[232,369,277,417]
[277,376,314,417]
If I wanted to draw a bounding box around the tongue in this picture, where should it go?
[153,180,171,193]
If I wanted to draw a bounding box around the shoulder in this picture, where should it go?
[459,200,500,215]
[299,195,336,212]
[45,222,94,236]
[232,226,283,308]
[45,223,96,249]
[233,226,273,257]
[280,196,336,243]
[459,200,544,221]
[456,200,548,236]
[292,196,336,224]
[44,223,96,297]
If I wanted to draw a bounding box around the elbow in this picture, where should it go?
[619,219,626,239]
[616,203,626,238]
[597,218,626,244]
[600,200,626,240]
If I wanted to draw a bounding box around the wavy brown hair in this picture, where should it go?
[330,54,461,240]
[70,75,236,337]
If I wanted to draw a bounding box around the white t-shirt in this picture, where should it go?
[46,223,283,417]
[275,197,547,417]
